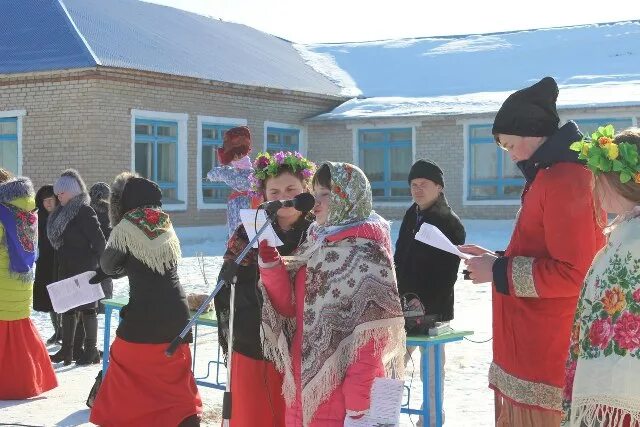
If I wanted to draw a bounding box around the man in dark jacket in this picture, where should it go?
[394,159,465,426]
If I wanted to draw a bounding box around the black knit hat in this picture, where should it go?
[492,77,560,137]
[121,177,162,212]
[408,159,444,187]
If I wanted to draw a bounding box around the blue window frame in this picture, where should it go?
[573,117,633,137]
[468,124,524,200]
[0,118,18,175]
[266,127,299,153]
[358,128,412,199]
[134,119,180,202]
[202,124,234,204]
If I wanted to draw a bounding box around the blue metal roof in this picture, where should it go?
[0,0,96,74]
[0,0,343,96]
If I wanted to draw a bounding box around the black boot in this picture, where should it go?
[50,312,77,366]
[76,309,100,366]
[73,317,85,361]
[46,312,62,345]
[178,415,201,427]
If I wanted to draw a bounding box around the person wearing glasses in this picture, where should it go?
[460,77,606,426]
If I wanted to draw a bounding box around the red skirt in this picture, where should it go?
[0,318,57,399]
[227,351,286,427]
[90,337,202,427]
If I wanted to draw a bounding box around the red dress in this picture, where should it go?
[490,163,605,413]
[0,318,57,399]
[90,338,202,427]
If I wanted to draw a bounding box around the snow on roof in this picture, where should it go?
[1,0,344,97]
[309,80,640,121]
[299,21,640,99]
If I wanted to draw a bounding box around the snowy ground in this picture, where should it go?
[0,219,514,427]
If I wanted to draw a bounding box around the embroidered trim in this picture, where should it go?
[511,256,538,298]
[489,362,562,411]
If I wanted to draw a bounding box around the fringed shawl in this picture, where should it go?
[107,207,181,273]
[260,162,406,426]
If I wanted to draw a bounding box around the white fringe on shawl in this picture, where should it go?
[260,228,406,427]
[108,218,181,273]
[569,399,640,427]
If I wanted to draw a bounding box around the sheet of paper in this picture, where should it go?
[240,209,284,248]
[414,223,471,259]
[343,377,404,427]
[47,271,105,313]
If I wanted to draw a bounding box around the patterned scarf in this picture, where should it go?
[261,162,406,426]
[0,178,37,283]
[107,207,181,273]
[563,211,640,426]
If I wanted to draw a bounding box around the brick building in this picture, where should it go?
[3,2,640,224]
[0,0,347,225]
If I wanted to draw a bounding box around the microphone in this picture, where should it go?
[260,192,315,213]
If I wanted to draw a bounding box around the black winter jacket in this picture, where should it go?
[55,204,106,311]
[101,247,192,344]
[33,205,55,312]
[394,195,465,321]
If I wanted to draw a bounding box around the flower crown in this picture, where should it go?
[248,151,315,196]
[570,124,640,184]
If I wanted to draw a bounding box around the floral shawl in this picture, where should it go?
[107,207,181,273]
[0,178,37,283]
[260,162,406,426]
[563,212,640,426]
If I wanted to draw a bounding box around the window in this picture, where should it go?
[266,127,299,153]
[201,124,234,204]
[468,124,524,200]
[134,119,180,203]
[0,118,18,174]
[573,117,633,137]
[358,128,412,199]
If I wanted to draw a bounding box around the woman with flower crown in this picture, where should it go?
[258,162,406,426]
[563,126,640,427]
[214,151,315,427]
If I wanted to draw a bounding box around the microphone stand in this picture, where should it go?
[165,206,280,426]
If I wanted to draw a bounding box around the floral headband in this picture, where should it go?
[570,124,640,184]
[248,151,315,196]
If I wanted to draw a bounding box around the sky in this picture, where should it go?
[143,0,638,44]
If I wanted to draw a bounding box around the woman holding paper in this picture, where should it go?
[0,169,58,399]
[214,151,315,426]
[258,162,406,426]
[48,169,106,366]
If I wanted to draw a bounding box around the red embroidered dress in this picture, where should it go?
[490,122,606,413]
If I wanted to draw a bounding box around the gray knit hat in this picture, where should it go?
[53,169,86,198]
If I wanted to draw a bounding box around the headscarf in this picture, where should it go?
[261,162,405,426]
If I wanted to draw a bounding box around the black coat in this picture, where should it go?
[215,215,313,361]
[394,195,465,321]
[55,204,106,311]
[101,247,192,344]
[92,201,113,301]
[33,209,56,312]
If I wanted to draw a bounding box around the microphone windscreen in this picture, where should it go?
[293,192,316,212]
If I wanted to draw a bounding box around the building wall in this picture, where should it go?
[0,68,345,225]
[306,108,640,220]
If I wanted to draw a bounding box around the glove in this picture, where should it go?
[89,268,109,284]
[258,240,280,264]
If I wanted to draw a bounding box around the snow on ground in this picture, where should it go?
[0,220,514,426]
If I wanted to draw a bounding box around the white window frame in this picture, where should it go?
[0,110,26,176]
[459,118,521,206]
[348,122,418,207]
[130,109,188,211]
[263,121,306,155]
[196,116,248,210]
[559,112,638,128]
